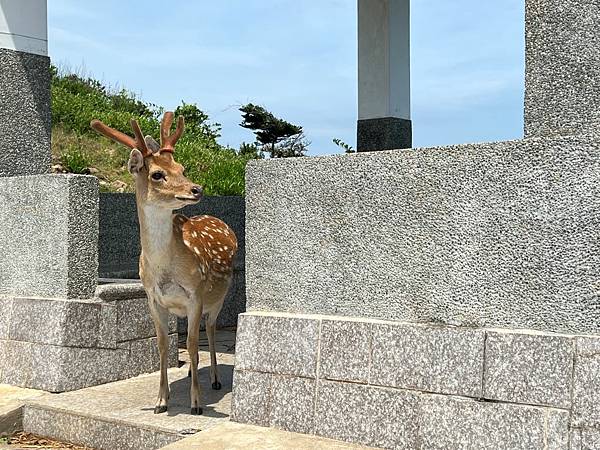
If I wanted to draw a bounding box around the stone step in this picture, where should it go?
[0,384,45,437]
[22,349,234,450]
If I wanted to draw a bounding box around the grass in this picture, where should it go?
[52,126,135,192]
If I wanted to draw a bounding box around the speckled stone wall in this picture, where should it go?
[246,135,600,335]
[525,0,600,138]
[0,48,50,177]
[231,312,600,449]
[0,174,98,299]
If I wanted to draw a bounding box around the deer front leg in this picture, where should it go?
[148,299,170,414]
[187,302,203,415]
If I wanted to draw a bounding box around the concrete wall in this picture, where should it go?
[0,175,98,299]
[246,135,600,335]
[98,193,246,327]
[525,0,600,138]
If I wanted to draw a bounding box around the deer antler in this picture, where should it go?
[160,111,185,153]
[90,119,151,157]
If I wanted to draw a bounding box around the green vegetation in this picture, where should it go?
[239,103,309,158]
[51,66,259,195]
[333,138,355,153]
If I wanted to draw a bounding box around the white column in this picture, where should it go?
[357,0,411,150]
[0,0,47,56]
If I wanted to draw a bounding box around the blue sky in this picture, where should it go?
[48,0,525,156]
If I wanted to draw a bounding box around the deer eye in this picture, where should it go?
[151,171,165,181]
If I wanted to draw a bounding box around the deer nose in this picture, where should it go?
[191,185,203,198]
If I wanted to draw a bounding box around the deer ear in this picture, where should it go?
[128,149,145,174]
[144,135,160,153]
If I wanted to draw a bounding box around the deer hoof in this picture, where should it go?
[154,405,168,414]
[191,407,203,415]
[212,381,222,390]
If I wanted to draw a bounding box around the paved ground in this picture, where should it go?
[161,421,378,450]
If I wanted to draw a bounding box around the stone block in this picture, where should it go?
[0,48,51,177]
[357,117,412,151]
[269,375,315,435]
[314,380,420,449]
[577,336,600,357]
[95,280,146,301]
[114,296,159,342]
[235,313,320,378]
[319,319,371,383]
[97,301,117,349]
[484,331,574,408]
[0,334,177,392]
[8,297,107,348]
[0,174,98,299]
[370,323,484,397]
[245,135,600,335]
[419,394,569,449]
[571,429,582,450]
[581,430,600,450]
[572,352,600,427]
[525,0,600,138]
[231,370,272,426]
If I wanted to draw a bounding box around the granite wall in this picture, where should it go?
[525,0,600,138]
[245,134,600,336]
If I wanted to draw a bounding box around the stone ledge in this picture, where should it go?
[0,293,177,349]
[23,406,179,450]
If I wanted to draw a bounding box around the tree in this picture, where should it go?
[239,103,307,158]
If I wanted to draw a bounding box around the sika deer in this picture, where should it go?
[91,113,237,415]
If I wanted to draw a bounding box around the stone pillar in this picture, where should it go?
[0,0,51,176]
[524,0,600,138]
[357,0,411,151]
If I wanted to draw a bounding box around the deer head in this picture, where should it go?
[91,112,202,209]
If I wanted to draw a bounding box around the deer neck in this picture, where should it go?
[136,190,174,265]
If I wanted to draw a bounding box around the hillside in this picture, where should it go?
[50,67,258,196]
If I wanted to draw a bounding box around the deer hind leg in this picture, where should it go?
[187,302,203,415]
[206,318,221,390]
[148,300,170,414]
